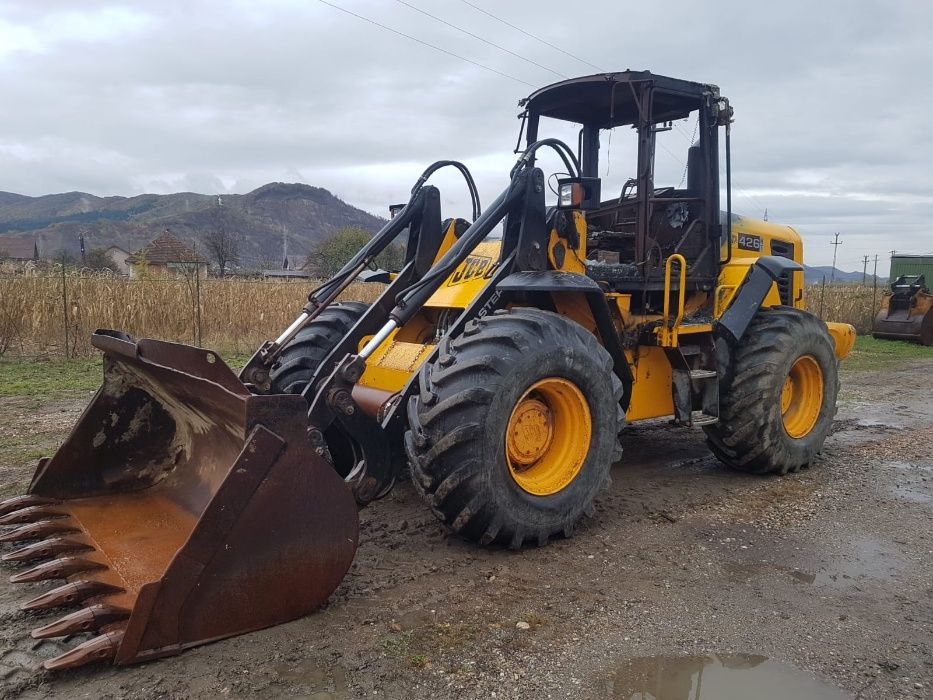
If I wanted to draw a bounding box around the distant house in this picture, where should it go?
[0,237,40,263]
[261,253,311,280]
[105,245,131,276]
[262,269,311,280]
[284,254,308,271]
[125,231,206,278]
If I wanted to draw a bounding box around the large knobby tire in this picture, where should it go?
[269,302,368,479]
[704,307,839,475]
[405,308,624,549]
[268,302,368,394]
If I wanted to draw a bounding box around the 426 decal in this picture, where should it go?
[734,233,763,252]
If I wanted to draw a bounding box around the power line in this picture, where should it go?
[458,0,604,72]
[315,0,535,88]
[394,0,567,79]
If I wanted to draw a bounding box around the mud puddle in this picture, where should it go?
[888,460,933,505]
[722,534,906,594]
[271,660,349,699]
[607,653,849,699]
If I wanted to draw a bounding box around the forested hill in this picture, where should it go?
[0,182,386,266]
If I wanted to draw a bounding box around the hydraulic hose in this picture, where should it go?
[411,160,482,221]
[390,169,528,324]
[511,138,581,179]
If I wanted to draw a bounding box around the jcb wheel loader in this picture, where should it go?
[0,71,855,671]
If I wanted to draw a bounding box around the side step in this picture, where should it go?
[690,410,719,426]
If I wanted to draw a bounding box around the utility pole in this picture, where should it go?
[763,208,768,222]
[862,255,869,285]
[872,254,880,315]
[830,233,842,282]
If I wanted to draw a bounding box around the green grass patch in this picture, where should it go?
[0,357,103,397]
[842,335,933,372]
[0,352,252,399]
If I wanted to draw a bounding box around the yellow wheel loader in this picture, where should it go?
[0,71,855,670]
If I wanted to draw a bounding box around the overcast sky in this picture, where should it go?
[1,0,931,272]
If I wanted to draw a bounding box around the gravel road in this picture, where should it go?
[0,357,931,699]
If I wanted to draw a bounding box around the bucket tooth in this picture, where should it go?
[0,505,68,526]
[43,630,123,671]
[31,604,130,639]
[0,495,58,517]
[0,519,78,543]
[9,556,103,584]
[2,536,92,563]
[22,580,124,611]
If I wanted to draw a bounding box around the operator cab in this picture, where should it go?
[518,71,733,296]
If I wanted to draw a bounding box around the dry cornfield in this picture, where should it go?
[0,270,383,358]
[802,283,881,335]
[0,271,882,358]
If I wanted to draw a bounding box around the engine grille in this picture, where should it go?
[770,240,796,305]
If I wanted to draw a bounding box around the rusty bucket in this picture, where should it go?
[872,287,933,346]
[0,331,358,670]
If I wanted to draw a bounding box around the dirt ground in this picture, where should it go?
[0,355,931,699]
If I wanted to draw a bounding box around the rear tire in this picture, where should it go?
[268,302,368,394]
[405,308,624,548]
[704,307,839,475]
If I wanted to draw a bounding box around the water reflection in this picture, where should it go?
[610,653,849,700]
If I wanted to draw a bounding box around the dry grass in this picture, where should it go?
[1,270,383,358]
[1,270,885,358]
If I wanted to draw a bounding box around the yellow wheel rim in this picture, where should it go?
[781,355,824,439]
[505,378,591,496]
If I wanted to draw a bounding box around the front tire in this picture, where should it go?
[268,302,368,394]
[269,302,368,478]
[705,307,839,475]
[405,308,624,548]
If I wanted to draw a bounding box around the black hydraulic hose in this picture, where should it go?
[390,170,528,325]
[390,142,569,322]
[511,138,580,179]
[308,159,482,307]
[411,160,482,221]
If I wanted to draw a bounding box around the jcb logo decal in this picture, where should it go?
[447,255,499,286]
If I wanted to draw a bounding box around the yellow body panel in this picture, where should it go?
[623,346,675,421]
[423,240,502,309]
[358,340,437,393]
[825,321,855,359]
[718,217,805,312]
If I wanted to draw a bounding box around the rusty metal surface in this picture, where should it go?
[0,331,359,671]
[872,289,933,346]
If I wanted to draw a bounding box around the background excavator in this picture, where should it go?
[0,71,855,671]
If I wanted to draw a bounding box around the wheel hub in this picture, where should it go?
[507,398,554,466]
[505,378,592,496]
[781,355,824,439]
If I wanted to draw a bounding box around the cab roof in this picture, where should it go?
[519,70,719,128]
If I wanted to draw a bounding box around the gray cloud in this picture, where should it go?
[1,0,930,273]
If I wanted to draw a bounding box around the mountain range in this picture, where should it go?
[0,186,881,283]
[802,265,884,285]
[0,183,386,267]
